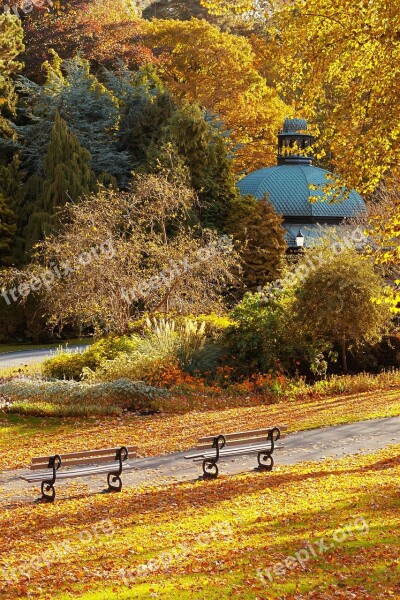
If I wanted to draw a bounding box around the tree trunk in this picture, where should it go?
[341,333,347,373]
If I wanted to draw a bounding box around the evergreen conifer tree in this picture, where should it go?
[24,112,96,252]
[150,104,239,230]
[42,112,95,207]
[58,57,130,185]
[0,191,17,267]
[123,90,176,168]
[225,193,258,234]
[0,155,26,262]
[14,55,130,185]
[105,64,177,168]
[232,195,287,291]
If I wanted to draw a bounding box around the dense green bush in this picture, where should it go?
[42,349,99,381]
[225,291,324,377]
[0,377,168,416]
[43,336,138,380]
[293,243,391,372]
[226,240,394,378]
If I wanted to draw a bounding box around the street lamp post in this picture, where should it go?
[295,229,304,248]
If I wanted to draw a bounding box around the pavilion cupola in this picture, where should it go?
[277,118,314,166]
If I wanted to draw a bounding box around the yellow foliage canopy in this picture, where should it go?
[201,0,400,194]
[200,0,254,15]
[252,0,400,194]
[143,18,288,173]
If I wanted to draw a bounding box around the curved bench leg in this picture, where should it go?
[41,480,56,502]
[107,446,127,491]
[107,472,122,492]
[200,435,225,479]
[257,451,274,472]
[257,428,280,472]
[39,454,61,502]
[202,459,219,479]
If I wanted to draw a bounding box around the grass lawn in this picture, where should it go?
[0,387,399,598]
[0,445,398,599]
[0,387,399,471]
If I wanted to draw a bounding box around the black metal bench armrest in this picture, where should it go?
[39,454,62,502]
[107,446,129,492]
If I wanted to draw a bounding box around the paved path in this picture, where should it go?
[0,345,88,368]
[1,415,398,505]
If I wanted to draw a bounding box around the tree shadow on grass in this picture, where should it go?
[3,451,399,541]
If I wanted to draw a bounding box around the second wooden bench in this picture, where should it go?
[185,426,286,478]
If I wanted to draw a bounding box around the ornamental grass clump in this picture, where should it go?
[85,317,224,385]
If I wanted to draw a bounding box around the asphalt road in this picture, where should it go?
[0,345,88,368]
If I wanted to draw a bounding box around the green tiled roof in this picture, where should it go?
[237,165,366,219]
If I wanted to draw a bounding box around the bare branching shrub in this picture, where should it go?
[5,175,239,334]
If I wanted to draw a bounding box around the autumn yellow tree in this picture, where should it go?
[202,0,400,195]
[363,179,400,311]
[268,3,399,194]
[143,18,287,173]
[0,14,24,139]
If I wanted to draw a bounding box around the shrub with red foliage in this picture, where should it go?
[19,0,155,80]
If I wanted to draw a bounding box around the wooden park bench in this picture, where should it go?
[22,445,137,502]
[185,426,286,478]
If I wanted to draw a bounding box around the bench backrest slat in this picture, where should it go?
[197,426,287,447]
[31,446,137,464]
[196,433,285,451]
[30,446,138,470]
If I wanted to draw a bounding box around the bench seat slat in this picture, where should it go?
[197,426,287,444]
[187,442,284,461]
[210,442,283,458]
[31,446,137,464]
[23,462,132,482]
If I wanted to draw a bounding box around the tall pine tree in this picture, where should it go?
[105,64,177,169]
[0,155,26,262]
[0,191,16,267]
[231,195,287,292]
[24,112,96,252]
[123,89,176,168]
[150,103,239,230]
